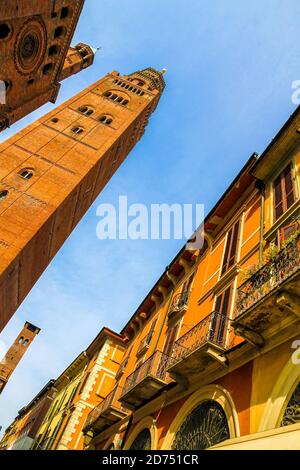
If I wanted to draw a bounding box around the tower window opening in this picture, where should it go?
[18,337,24,344]
[0,23,11,40]
[121,99,129,106]
[48,44,60,56]
[78,106,94,116]
[99,115,113,125]
[71,126,84,135]
[43,63,53,75]
[54,26,65,39]
[51,117,59,123]
[103,91,112,98]
[19,169,34,180]
[0,190,8,201]
[23,339,29,346]
[60,7,70,19]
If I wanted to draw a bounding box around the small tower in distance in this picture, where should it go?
[0,322,40,393]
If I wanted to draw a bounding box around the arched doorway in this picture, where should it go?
[171,400,230,450]
[129,429,151,450]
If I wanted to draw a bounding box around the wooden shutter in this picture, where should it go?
[146,318,157,345]
[210,286,232,344]
[221,220,240,275]
[279,222,298,247]
[284,164,295,209]
[163,324,179,357]
[274,174,284,220]
[274,164,295,221]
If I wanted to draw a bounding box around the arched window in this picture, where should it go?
[102,91,129,106]
[19,169,34,180]
[48,44,60,56]
[99,115,113,125]
[23,339,29,346]
[0,190,8,201]
[54,26,66,38]
[60,7,70,19]
[129,429,151,450]
[0,23,11,40]
[43,63,53,75]
[18,336,24,344]
[51,117,59,123]
[171,400,230,450]
[78,105,94,116]
[281,381,300,426]
[71,126,84,135]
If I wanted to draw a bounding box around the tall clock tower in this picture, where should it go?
[0,0,94,133]
[0,67,166,331]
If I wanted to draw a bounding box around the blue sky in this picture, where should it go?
[1,0,300,436]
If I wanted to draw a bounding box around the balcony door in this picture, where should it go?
[209,286,232,346]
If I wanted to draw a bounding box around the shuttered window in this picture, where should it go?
[274,164,295,220]
[209,286,232,345]
[221,220,240,275]
[278,222,299,248]
[163,324,179,357]
[146,318,157,345]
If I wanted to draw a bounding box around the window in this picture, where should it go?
[163,323,179,357]
[0,23,11,40]
[60,7,70,19]
[273,163,296,220]
[54,26,65,38]
[99,115,113,125]
[102,91,129,106]
[18,337,24,344]
[129,429,151,450]
[209,286,232,345]
[48,44,60,56]
[279,222,299,247]
[43,63,53,75]
[51,117,59,123]
[71,126,84,135]
[0,190,8,201]
[78,105,94,116]
[221,220,240,275]
[145,318,157,346]
[23,339,29,346]
[19,169,34,180]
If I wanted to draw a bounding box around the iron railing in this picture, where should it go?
[169,291,190,316]
[84,386,125,430]
[169,311,229,367]
[236,233,300,317]
[122,351,171,397]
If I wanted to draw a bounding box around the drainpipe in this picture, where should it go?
[256,180,265,268]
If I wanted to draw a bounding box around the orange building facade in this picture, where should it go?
[0,0,95,133]
[1,103,300,450]
[0,66,165,332]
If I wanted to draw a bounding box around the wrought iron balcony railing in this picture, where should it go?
[121,351,171,399]
[168,311,229,370]
[84,386,126,431]
[236,233,300,318]
[168,291,190,318]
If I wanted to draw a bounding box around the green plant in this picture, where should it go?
[264,242,279,264]
[240,264,259,283]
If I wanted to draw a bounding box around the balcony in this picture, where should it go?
[167,312,229,381]
[84,386,128,433]
[233,233,300,346]
[120,351,171,410]
[168,291,190,320]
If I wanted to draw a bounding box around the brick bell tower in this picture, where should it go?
[0,67,166,332]
[0,0,95,133]
[0,322,40,393]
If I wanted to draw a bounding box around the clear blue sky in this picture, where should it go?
[1,0,300,435]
